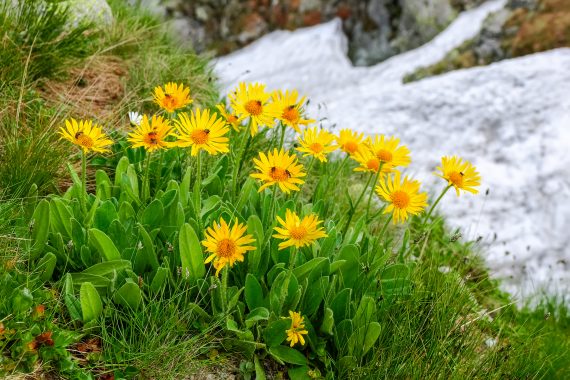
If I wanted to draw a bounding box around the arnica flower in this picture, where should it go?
[296,127,336,162]
[216,103,244,132]
[128,114,173,152]
[270,89,315,133]
[367,135,411,168]
[337,129,365,156]
[285,311,309,347]
[229,82,276,136]
[376,172,428,224]
[153,82,192,113]
[251,149,306,193]
[202,218,256,276]
[352,146,394,177]
[175,109,230,156]
[436,155,481,196]
[273,209,327,250]
[59,118,113,153]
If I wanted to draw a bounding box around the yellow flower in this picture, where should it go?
[153,82,192,113]
[436,155,481,196]
[376,172,428,224]
[127,114,174,152]
[367,135,411,168]
[229,82,277,135]
[336,129,365,156]
[202,218,256,276]
[270,89,315,133]
[216,103,244,132]
[285,311,309,347]
[59,118,112,153]
[352,146,394,177]
[273,209,327,250]
[251,149,306,193]
[296,127,336,162]
[174,109,230,156]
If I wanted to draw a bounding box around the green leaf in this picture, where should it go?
[348,322,382,357]
[30,199,50,259]
[113,281,142,310]
[353,295,376,327]
[380,264,412,299]
[141,199,164,228]
[94,200,118,231]
[49,198,72,239]
[179,167,192,207]
[247,215,264,274]
[80,282,103,323]
[70,273,112,294]
[82,260,131,276]
[200,195,221,218]
[288,366,312,380]
[150,267,169,292]
[254,356,267,380]
[330,288,352,323]
[179,223,205,281]
[245,307,270,328]
[302,276,328,317]
[336,244,360,288]
[95,169,112,201]
[320,307,335,335]
[264,319,290,347]
[37,252,57,282]
[269,346,307,366]
[63,274,82,321]
[89,228,121,261]
[245,274,265,310]
[292,257,328,283]
[134,224,159,274]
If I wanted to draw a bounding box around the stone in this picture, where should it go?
[63,0,113,29]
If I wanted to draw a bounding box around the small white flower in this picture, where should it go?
[128,111,143,126]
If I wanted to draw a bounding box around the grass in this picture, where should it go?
[0,1,569,380]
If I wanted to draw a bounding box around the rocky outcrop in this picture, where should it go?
[149,0,473,66]
[404,0,570,82]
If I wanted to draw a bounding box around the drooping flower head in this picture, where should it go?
[273,209,327,250]
[229,82,276,136]
[59,118,113,153]
[174,109,230,156]
[285,311,309,347]
[153,82,192,113]
[202,218,256,276]
[352,146,394,177]
[367,135,411,168]
[216,103,244,132]
[251,149,306,193]
[270,89,315,133]
[436,155,481,196]
[127,114,173,152]
[376,172,428,224]
[337,129,365,156]
[296,127,336,162]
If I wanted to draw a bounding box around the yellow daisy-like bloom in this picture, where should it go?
[285,311,309,347]
[376,172,428,224]
[352,146,394,177]
[127,114,173,152]
[296,127,336,162]
[270,89,315,133]
[202,218,256,276]
[216,103,244,132]
[336,129,365,156]
[436,155,481,196]
[367,135,411,168]
[229,82,276,136]
[153,82,192,113]
[174,109,230,156]
[273,209,327,250]
[59,118,113,153]
[251,149,306,193]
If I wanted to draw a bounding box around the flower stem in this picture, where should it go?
[195,151,202,214]
[81,151,87,213]
[278,123,286,149]
[267,184,278,225]
[342,172,374,236]
[422,185,452,226]
[221,265,229,314]
[332,155,350,179]
[379,214,393,238]
[232,123,251,198]
[365,163,384,220]
[142,152,151,202]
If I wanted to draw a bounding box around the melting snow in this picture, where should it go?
[214,0,570,300]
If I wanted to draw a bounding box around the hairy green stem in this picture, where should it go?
[422,185,452,226]
[365,163,384,220]
[142,152,151,201]
[81,151,87,213]
[342,172,374,236]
